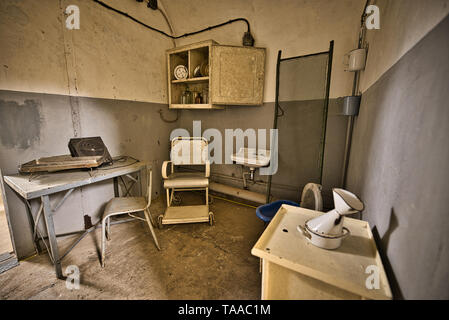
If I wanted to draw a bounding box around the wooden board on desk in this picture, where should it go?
[20,155,103,173]
[5,158,148,200]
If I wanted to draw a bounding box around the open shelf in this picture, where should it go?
[167,40,214,109]
[170,104,223,110]
[171,76,209,84]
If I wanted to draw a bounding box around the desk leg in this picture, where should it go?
[139,169,143,197]
[23,200,41,254]
[42,195,63,279]
[113,177,119,197]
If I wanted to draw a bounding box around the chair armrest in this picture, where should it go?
[204,160,210,178]
[162,161,172,179]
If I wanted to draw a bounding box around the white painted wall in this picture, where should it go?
[162,0,366,100]
[5,0,447,103]
[359,0,449,93]
[0,0,173,103]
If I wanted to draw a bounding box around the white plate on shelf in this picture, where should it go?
[174,65,188,80]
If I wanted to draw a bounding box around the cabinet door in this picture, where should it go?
[210,45,265,105]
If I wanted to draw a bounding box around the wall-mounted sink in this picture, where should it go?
[231,148,271,169]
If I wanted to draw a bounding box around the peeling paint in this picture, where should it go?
[69,96,82,137]
[0,99,41,149]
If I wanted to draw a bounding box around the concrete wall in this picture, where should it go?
[359,0,449,92]
[346,2,449,299]
[0,0,172,102]
[0,0,176,258]
[164,0,366,100]
[0,91,177,257]
[2,0,447,299]
[164,0,365,204]
[1,0,364,258]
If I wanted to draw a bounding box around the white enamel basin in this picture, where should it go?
[231,148,270,168]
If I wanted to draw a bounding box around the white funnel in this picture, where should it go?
[333,188,364,214]
[307,188,364,236]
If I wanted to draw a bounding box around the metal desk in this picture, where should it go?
[4,157,148,279]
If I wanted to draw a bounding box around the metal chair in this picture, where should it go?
[158,137,214,227]
[101,167,160,268]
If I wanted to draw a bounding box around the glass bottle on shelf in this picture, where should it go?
[181,91,187,104]
[184,87,192,104]
[195,93,203,104]
[202,86,209,104]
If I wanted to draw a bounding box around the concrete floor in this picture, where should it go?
[0,193,264,299]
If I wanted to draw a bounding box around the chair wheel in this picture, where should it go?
[208,212,214,226]
[172,195,182,205]
[158,215,164,229]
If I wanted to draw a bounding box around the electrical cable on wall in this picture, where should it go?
[155,2,179,122]
[92,0,255,46]
[92,0,255,123]
[158,108,178,123]
[157,6,176,47]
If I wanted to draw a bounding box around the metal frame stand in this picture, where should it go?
[266,41,334,203]
[23,172,142,279]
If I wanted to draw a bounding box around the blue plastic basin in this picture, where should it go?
[256,200,300,223]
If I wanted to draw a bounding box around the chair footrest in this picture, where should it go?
[161,205,210,225]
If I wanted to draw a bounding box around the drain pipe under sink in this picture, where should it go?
[210,182,266,205]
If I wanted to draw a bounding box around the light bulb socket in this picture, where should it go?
[242,31,255,47]
[147,0,158,10]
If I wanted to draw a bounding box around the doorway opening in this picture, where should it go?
[0,173,18,274]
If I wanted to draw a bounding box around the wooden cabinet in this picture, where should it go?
[252,205,393,300]
[167,40,265,109]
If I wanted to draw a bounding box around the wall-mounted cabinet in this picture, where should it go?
[167,40,265,109]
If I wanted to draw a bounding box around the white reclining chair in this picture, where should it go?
[158,137,214,227]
